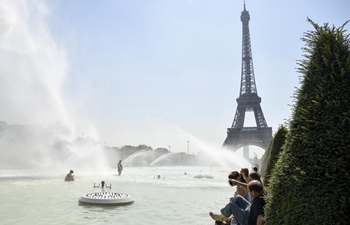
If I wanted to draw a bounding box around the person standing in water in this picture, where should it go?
[117,160,123,176]
[64,170,74,181]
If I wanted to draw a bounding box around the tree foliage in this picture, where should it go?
[265,20,350,225]
[261,125,288,186]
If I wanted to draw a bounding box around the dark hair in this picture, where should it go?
[228,171,240,180]
[249,172,261,182]
[248,181,263,194]
[69,170,74,173]
[101,180,105,188]
[228,171,240,186]
[253,167,258,172]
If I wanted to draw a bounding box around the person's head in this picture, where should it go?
[253,167,258,173]
[228,171,240,186]
[248,172,261,182]
[69,170,74,174]
[248,180,263,198]
[101,180,105,188]
[240,168,249,177]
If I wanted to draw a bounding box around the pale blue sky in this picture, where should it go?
[47,0,349,151]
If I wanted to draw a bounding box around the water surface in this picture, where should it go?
[0,167,235,225]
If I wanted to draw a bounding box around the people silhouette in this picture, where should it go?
[117,160,123,176]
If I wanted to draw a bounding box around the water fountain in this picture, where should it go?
[79,181,134,206]
[170,126,252,170]
[0,1,107,172]
[150,152,196,166]
[123,148,169,167]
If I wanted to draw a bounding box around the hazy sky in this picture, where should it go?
[1,0,349,153]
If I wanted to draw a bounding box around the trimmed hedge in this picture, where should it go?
[265,20,350,225]
[261,125,288,186]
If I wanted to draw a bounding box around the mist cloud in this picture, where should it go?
[0,0,106,170]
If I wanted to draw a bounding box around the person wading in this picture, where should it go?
[117,160,123,176]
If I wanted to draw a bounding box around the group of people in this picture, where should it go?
[209,167,265,225]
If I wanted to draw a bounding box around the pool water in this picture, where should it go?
[0,167,236,225]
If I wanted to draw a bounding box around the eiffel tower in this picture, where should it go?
[223,2,272,152]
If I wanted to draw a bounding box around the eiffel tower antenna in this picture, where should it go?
[223,2,272,151]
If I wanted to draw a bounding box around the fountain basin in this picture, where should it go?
[79,192,134,205]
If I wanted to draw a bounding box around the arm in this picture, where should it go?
[256,215,264,225]
[228,179,248,187]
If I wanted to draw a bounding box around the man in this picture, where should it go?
[64,170,74,181]
[117,160,123,176]
[209,171,250,225]
[228,171,250,205]
[247,180,265,225]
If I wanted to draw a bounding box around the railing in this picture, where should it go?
[241,127,258,131]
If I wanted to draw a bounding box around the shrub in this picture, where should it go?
[265,20,350,225]
[261,125,288,186]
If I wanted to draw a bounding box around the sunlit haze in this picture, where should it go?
[0,0,348,156]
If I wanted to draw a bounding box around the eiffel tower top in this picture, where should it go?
[239,0,257,96]
[241,0,249,20]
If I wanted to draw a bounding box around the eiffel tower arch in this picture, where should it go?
[223,3,272,152]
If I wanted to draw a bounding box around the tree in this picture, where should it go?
[261,125,288,186]
[265,20,350,225]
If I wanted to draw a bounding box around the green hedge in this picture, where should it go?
[261,125,288,186]
[265,20,350,225]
